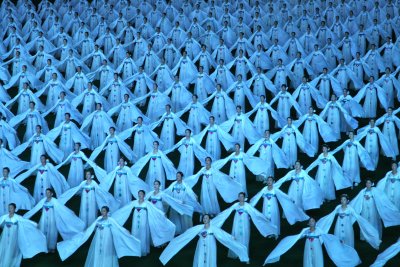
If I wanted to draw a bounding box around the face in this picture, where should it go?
[340,196,348,205]
[154,182,160,190]
[101,207,108,217]
[3,169,8,177]
[176,172,182,182]
[40,156,46,164]
[366,180,372,189]
[295,161,301,170]
[238,193,245,202]
[8,204,15,214]
[235,144,240,152]
[86,172,92,180]
[138,191,145,200]
[202,215,210,224]
[153,142,158,149]
[267,177,273,186]
[392,163,397,171]
[46,190,53,198]
[185,130,191,137]
[119,158,124,166]
[308,218,316,227]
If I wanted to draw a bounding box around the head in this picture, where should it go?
[8,203,16,214]
[340,194,349,205]
[138,190,145,200]
[365,179,373,189]
[101,206,109,217]
[154,180,161,191]
[202,214,211,224]
[176,171,184,182]
[3,167,10,178]
[266,176,274,186]
[46,188,54,199]
[238,192,246,202]
[205,157,212,167]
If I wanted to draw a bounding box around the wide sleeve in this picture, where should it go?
[370,239,400,267]
[110,217,141,258]
[315,115,338,142]
[316,207,338,234]
[275,188,309,225]
[246,139,262,156]
[352,207,381,249]
[57,183,83,205]
[264,229,307,265]
[271,140,290,168]
[17,216,48,258]
[111,200,136,225]
[53,199,85,240]
[212,226,249,262]
[9,180,35,211]
[213,170,243,203]
[376,129,396,158]
[47,164,70,197]
[147,202,176,246]
[158,151,178,181]
[371,188,400,227]
[159,225,204,265]
[93,182,120,212]
[243,153,268,175]
[43,135,64,163]
[243,116,262,144]
[127,172,150,198]
[57,219,98,261]
[330,155,352,190]
[302,173,324,210]
[210,204,236,227]
[320,233,361,267]
[294,127,315,157]
[355,141,375,171]
[160,191,194,216]
[216,125,236,150]
[246,203,278,237]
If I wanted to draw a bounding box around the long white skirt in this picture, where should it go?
[85,226,119,267]
[288,179,304,210]
[361,195,382,239]
[160,119,175,150]
[200,177,220,216]
[178,146,195,177]
[67,157,84,187]
[362,88,377,118]
[228,211,250,258]
[132,209,151,256]
[316,162,336,201]
[303,236,324,267]
[39,208,58,250]
[282,134,298,167]
[0,218,22,267]
[334,212,354,247]
[193,233,217,267]
[205,130,222,160]
[342,146,361,183]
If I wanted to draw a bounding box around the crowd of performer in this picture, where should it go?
[1,0,400,266]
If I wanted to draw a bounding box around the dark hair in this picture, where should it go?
[101,206,110,212]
